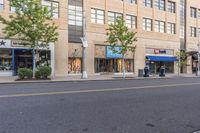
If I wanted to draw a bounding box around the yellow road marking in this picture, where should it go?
[0,82,200,98]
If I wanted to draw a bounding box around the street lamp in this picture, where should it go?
[197,34,200,76]
[80,11,88,79]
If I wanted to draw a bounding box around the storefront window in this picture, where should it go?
[68,58,82,74]
[0,49,13,71]
[95,58,134,73]
[36,50,51,67]
[148,61,174,73]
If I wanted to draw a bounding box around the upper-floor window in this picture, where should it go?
[127,0,137,4]
[10,6,16,12]
[143,0,152,8]
[143,18,152,31]
[0,0,4,11]
[126,15,137,29]
[198,28,200,38]
[198,9,200,19]
[191,27,197,37]
[155,20,165,33]
[167,22,175,34]
[68,5,83,26]
[68,0,83,43]
[42,0,59,19]
[190,7,197,18]
[168,1,175,13]
[108,11,123,24]
[91,8,104,24]
[155,0,165,11]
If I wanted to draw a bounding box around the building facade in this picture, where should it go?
[0,0,199,76]
[68,0,180,76]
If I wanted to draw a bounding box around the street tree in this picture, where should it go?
[176,50,187,76]
[106,16,137,78]
[0,0,59,78]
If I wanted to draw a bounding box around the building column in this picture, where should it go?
[134,44,145,76]
[186,56,193,74]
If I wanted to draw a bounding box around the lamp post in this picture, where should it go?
[197,34,200,76]
[80,11,88,79]
[178,48,180,77]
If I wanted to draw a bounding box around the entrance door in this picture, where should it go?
[14,49,33,75]
[149,61,174,74]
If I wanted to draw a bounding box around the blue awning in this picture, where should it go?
[146,56,177,62]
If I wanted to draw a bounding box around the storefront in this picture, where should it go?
[68,46,82,74]
[0,39,54,76]
[145,48,177,74]
[95,45,134,74]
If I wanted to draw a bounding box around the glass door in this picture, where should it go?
[14,49,33,75]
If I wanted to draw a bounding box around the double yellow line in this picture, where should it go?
[0,82,200,98]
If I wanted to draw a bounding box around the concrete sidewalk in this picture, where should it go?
[0,73,199,84]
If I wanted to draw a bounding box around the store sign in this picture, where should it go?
[11,40,30,47]
[0,39,11,48]
[154,49,160,54]
[106,46,123,58]
[154,49,167,54]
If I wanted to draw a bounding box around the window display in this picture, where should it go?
[68,58,82,74]
[95,58,134,73]
[0,49,13,71]
[36,50,51,67]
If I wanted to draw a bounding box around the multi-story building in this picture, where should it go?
[0,0,199,77]
[68,0,180,76]
[185,0,200,74]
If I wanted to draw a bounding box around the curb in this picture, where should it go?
[0,77,173,84]
[0,76,199,85]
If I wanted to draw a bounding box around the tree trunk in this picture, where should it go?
[122,55,125,79]
[33,49,36,79]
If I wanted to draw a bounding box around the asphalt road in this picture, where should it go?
[1,78,200,133]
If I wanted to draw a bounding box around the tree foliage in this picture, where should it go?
[106,16,137,78]
[0,0,59,48]
[176,50,187,68]
[106,16,137,56]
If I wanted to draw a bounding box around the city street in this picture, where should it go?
[1,78,200,133]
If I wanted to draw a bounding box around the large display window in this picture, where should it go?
[148,62,174,73]
[36,50,51,67]
[95,58,134,73]
[0,49,13,71]
[68,58,82,74]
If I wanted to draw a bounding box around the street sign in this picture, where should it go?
[80,37,88,48]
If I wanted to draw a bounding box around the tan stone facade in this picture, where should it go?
[0,0,199,76]
[81,0,180,76]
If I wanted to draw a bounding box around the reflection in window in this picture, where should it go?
[143,18,152,31]
[155,20,165,33]
[126,15,137,29]
[108,12,122,24]
[91,8,104,24]
[36,50,51,67]
[0,0,4,11]
[68,58,82,74]
[68,0,83,43]
[42,0,59,19]
[0,49,13,71]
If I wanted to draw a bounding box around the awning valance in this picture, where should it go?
[146,56,177,62]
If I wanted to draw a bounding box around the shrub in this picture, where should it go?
[36,66,52,79]
[35,70,41,79]
[18,68,33,79]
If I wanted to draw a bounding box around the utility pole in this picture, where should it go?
[80,11,88,79]
[197,34,200,76]
[178,49,180,77]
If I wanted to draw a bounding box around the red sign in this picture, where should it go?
[154,49,160,54]
[154,49,167,54]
